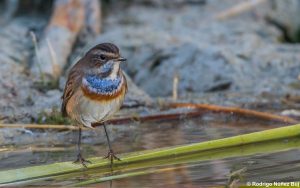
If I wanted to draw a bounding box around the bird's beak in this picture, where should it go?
[117,57,127,62]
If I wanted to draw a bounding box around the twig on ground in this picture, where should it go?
[215,0,267,20]
[172,73,179,101]
[0,124,81,130]
[93,110,205,127]
[0,102,296,130]
[0,110,205,130]
[166,102,298,124]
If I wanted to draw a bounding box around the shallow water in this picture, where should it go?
[0,115,299,187]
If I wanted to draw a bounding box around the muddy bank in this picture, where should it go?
[97,2,300,97]
[0,0,299,124]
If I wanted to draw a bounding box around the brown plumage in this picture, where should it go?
[61,59,84,117]
[61,43,127,167]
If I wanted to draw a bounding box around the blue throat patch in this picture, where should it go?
[85,75,121,94]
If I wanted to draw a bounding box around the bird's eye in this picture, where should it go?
[91,54,107,63]
[99,55,106,61]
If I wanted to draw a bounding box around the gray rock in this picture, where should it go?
[259,0,300,42]
[92,2,300,102]
[132,44,233,96]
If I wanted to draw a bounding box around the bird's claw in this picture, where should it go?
[103,149,121,164]
[73,153,91,168]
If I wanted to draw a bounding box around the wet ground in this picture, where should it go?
[1,114,299,187]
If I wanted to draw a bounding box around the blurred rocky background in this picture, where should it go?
[0,0,299,124]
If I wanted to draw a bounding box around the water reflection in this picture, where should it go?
[0,115,298,187]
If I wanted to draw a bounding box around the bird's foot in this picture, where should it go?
[73,153,91,168]
[103,149,121,164]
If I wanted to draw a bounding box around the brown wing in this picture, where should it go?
[61,61,84,117]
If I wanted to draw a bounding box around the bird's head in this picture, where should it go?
[84,43,126,79]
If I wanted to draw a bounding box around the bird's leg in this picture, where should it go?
[73,127,91,168]
[103,125,121,166]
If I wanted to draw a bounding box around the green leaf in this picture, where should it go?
[1,124,300,186]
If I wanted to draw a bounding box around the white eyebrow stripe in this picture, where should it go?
[91,50,118,58]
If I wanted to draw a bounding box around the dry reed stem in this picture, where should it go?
[1,102,296,130]
[215,0,267,20]
[167,102,298,124]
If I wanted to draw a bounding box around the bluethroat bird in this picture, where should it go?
[61,43,127,167]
